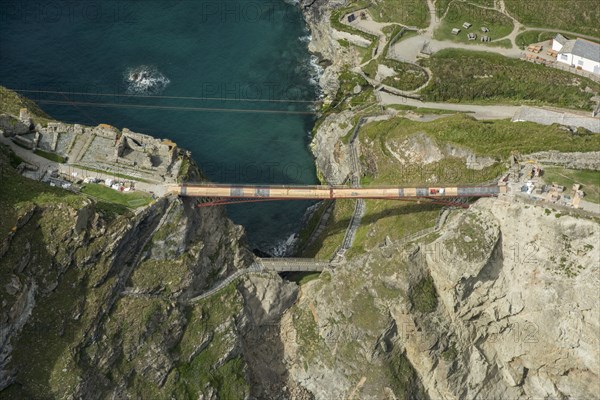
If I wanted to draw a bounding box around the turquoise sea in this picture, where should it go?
[0,0,319,252]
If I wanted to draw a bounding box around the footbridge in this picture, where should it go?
[257,258,329,272]
[168,183,504,206]
[188,257,328,303]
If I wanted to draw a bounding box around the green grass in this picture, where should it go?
[362,114,600,158]
[34,149,66,163]
[284,271,322,285]
[324,68,376,114]
[410,275,438,313]
[504,0,600,38]
[338,38,351,48]
[80,183,153,209]
[435,0,452,17]
[515,30,561,49]
[367,0,430,28]
[420,49,600,109]
[434,2,514,43]
[543,167,600,204]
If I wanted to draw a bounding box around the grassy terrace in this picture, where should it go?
[434,2,514,43]
[81,183,153,210]
[367,0,430,28]
[419,49,600,109]
[504,0,600,37]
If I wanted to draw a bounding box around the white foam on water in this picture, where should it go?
[124,65,170,95]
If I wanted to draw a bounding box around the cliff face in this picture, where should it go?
[280,198,599,399]
[0,144,297,399]
[291,1,600,399]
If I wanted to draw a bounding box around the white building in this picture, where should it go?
[552,34,600,74]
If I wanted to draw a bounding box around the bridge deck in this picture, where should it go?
[169,184,502,200]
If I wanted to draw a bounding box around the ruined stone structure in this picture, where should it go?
[2,108,182,183]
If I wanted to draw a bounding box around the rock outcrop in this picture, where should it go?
[281,196,599,399]
[0,145,294,399]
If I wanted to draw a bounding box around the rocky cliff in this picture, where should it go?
[289,1,600,399]
[0,138,298,399]
[280,196,599,399]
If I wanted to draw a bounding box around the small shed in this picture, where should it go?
[347,14,356,23]
[481,26,489,33]
[467,33,477,40]
[463,22,472,29]
[481,36,491,42]
[451,28,461,35]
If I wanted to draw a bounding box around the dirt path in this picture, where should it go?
[378,91,521,119]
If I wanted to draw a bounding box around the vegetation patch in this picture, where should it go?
[81,183,153,209]
[0,145,83,240]
[302,199,356,260]
[434,2,514,43]
[363,59,429,91]
[515,30,562,49]
[384,349,427,399]
[364,114,600,157]
[409,275,438,313]
[367,0,430,28]
[0,85,50,123]
[34,149,66,163]
[419,49,600,109]
[504,0,600,37]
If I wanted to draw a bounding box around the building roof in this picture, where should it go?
[559,38,600,63]
[554,33,568,46]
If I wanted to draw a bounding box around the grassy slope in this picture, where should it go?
[504,0,600,37]
[420,49,600,109]
[362,114,600,158]
[434,2,514,43]
[0,145,84,240]
[0,86,50,123]
[81,183,153,209]
[367,0,430,28]
[1,146,249,398]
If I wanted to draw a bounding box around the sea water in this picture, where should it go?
[0,0,320,252]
